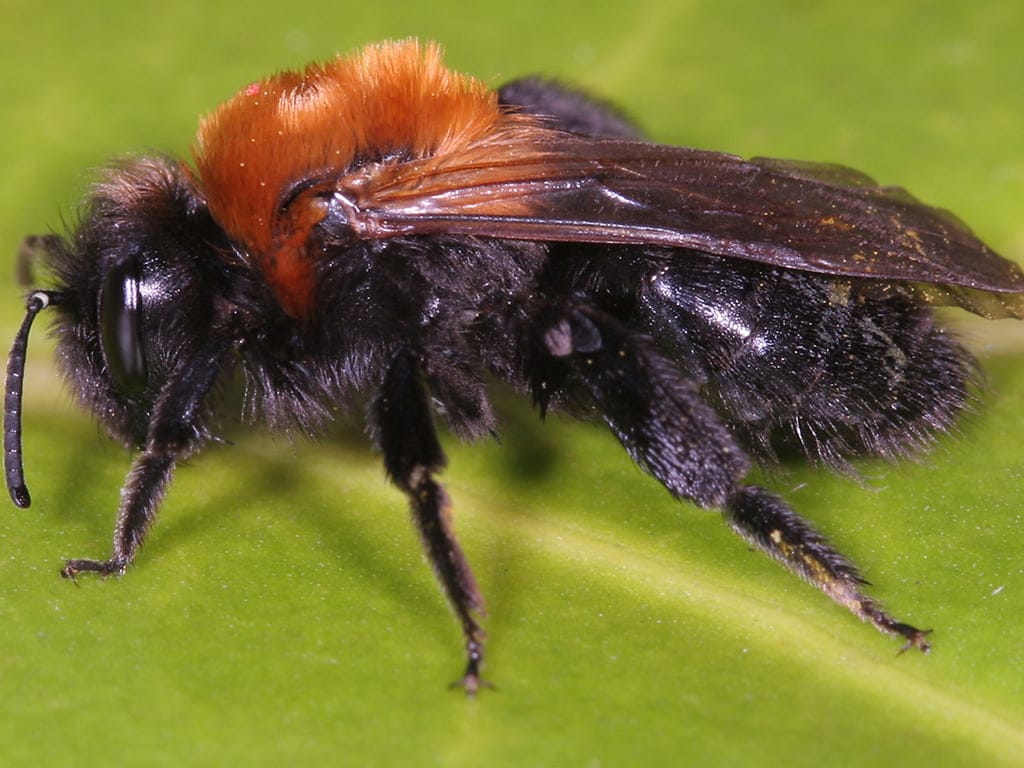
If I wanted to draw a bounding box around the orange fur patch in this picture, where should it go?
[191,40,507,317]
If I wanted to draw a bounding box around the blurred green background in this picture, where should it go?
[2,1,1023,766]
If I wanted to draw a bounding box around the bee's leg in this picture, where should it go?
[375,348,487,694]
[723,485,931,652]
[62,453,176,579]
[529,305,749,505]
[62,344,229,580]
[530,305,929,652]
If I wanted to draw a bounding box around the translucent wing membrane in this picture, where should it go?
[337,135,1024,312]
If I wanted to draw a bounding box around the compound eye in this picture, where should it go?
[99,256,148,395]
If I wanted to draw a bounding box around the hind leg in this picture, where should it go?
[724,486,930,651]
[529,303,930,651]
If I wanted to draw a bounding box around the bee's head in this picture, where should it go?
[5,157,230,505]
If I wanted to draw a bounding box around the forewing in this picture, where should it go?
[336,133,1024,300]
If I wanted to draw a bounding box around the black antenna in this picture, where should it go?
[5,290,62,507]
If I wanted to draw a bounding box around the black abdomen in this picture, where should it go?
[641,254,974,466]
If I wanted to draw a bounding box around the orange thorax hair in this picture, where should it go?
[192,40,507,318]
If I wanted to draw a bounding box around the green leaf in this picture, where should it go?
[2,2,1024,767]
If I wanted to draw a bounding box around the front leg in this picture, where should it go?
[62,452,175,578]
[62,344,229,580]
[374,348,487,693]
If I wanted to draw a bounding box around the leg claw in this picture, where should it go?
[450,671,494,697]
[895,624,932,655]
[449,655,494,696]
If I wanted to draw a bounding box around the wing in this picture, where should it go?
[334,133,1024,317]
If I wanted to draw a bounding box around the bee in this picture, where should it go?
[6,39,1023,693]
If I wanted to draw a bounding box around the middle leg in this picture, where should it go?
[374,348,488,692]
